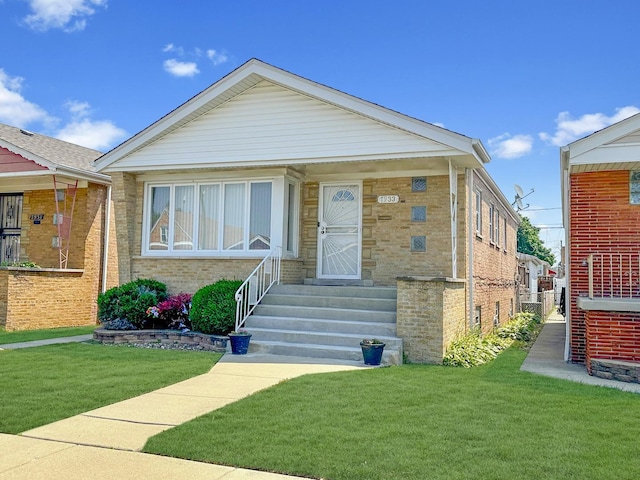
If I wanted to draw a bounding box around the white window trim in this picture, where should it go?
[142,177,283,257]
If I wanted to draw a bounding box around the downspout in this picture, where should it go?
[561,148,570,361]
[101,185,112,293]
[467,168,474,330]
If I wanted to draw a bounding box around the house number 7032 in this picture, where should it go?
[377,195,399,204]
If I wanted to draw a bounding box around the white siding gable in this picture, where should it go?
[112,81,459,170]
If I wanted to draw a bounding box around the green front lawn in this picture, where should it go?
[0,325,97,345]
[0,343,220,434]
[144,349,640,480]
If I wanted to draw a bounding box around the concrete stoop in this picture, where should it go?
[245,284,403,365]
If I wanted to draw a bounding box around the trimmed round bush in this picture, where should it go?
[97,278,168,328]
[190,280,242,335]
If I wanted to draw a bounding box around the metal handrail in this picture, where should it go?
[587,252,640,299]
[235,246,282,331]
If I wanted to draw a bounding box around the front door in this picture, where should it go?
[0,194,23,264]
[317,182,361,279]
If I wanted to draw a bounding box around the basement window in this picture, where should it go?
[631,171,640,204]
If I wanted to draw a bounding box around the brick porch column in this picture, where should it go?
[396,276,467,364]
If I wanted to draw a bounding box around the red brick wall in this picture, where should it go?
[569,170,640,363]
[585,311,640,369]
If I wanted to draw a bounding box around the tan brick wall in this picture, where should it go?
[301,176,467,286]
[471,171,519,333]
[1,269,98,331]
[105,196,120,289]
[0,272,7,328]
[397,277,466,363]
[111,172,141,284]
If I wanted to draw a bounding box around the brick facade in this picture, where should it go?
[0,183,117,330]
[569,170,640,365]
[471,171,519,334]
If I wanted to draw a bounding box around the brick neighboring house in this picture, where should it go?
[561,113,640,382]
[0,123,118,330]
[95,59,519,362]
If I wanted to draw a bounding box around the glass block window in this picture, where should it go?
[411,235,426,252]
[411,206,427,222]
[412,177,427,192]
[631,171,640,204]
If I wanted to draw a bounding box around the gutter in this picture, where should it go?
[560,147,571,361]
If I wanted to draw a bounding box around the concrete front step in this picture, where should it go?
[270,284,397,299]
[247,315,397,336]
[248,327,402,350]
[253,304,396,323]
[243,284,402,366]
[260,293,397,312]
[248,340,401,366]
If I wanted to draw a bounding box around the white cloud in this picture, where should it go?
[539,106,640,146]
[23,0,108,32]
[56,118,125,151]
[487,133,534,159]
[55,100,126,151]
[163,59,199,78]
[206,49,228,66]
[0,69,53,127]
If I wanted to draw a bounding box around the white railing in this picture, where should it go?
[587,253,640,299]
[235,246,282,331]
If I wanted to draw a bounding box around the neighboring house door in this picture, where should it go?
[317,182,362,279]
[0,194,23,264]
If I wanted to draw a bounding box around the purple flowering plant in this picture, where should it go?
[146,292,192,330]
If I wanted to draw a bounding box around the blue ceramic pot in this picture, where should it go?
[229,333,252,354]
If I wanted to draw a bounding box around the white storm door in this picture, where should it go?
[317,182,362,279]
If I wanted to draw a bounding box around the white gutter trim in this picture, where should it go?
[101,185,112,293]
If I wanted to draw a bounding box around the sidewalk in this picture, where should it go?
[521,312,640,394]
[1,352,367,479]
[0,334,93,350]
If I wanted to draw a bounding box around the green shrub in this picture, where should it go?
[190,280,242,335]
[443,328,513,368]
[495,312,537,342]
[97,279,167,328]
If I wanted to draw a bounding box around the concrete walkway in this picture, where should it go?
[1,352,367,479]
[0,334,93,350]
[521,312,640,394]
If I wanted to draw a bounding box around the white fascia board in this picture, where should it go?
[565,113,640,159]
[569,143,640,166]
[97,59,487,172]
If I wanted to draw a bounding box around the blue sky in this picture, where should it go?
[2,1,640,261]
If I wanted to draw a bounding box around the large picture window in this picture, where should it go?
[145,181,273,255]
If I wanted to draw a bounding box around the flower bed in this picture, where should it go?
[94,328,228,352]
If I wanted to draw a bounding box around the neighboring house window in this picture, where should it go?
[630,171,640,204]
[145,181,272,254]
[494,302,500,326]
[475,190,482,235]
[494,209,500,247]
[489,203,495,243]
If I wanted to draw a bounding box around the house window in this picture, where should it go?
[503,217,508,251]
[475,190,482,235]
[474,306,481,327]
[411,235,426,252]
[145,181,273,255]
[494,302,500,326]
[412,177,427,192]
[411,206,426,222]
[284,181,299,254]
[489,203,495,243]
[494,209,500,246]
[630,171,640,204]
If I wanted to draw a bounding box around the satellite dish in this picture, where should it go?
[514,184,524,198]
[516,197,524,210]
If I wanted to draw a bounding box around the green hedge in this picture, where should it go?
[190,280,242,335]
